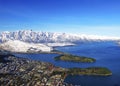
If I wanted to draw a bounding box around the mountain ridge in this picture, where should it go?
[0,30,120,43]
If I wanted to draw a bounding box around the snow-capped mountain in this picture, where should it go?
[0,30,120,43]
[0,40,52,53]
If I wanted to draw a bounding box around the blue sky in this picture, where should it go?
[0,0,120,36]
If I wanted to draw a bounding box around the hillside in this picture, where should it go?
[0,40,52,53]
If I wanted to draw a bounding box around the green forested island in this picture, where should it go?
[53,67,112,77]
[54,54,96,63]
[68,67,112,76]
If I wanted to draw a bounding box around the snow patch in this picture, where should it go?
[46,43,75,47]
[0,40,52,53]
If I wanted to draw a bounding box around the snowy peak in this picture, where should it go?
[0,30,120,43]
[0,40,52,53]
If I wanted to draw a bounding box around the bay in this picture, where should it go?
[14,41,120,86]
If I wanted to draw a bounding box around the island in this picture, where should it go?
[52,67,112,77]
[68,67,112,76]
[54,54,96,63]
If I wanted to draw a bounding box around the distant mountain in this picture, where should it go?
[0,40,52,53]
[0,30,120,43]
[117,41,120,45]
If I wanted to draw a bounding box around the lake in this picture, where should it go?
[14,41,120,86]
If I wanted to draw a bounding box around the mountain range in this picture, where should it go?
[0,30,120,43]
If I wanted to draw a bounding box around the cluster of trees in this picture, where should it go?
[54,54,96,63]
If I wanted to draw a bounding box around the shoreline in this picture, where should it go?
[0,49,112,85]
[11,50,65,55]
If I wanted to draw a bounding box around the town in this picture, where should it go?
[0,53,72,86]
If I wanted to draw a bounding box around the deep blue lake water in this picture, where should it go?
[14,41,120,86]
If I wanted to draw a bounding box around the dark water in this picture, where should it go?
[14,42,120,86]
